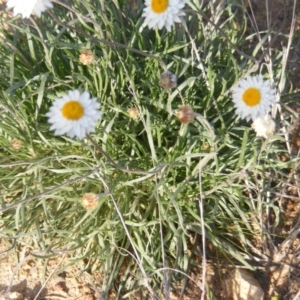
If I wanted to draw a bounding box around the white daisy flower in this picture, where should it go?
[6,0,53,18]
[231,75,276,122]
[46,90,102,140]
[142,0,185,32]
[251,115,276,139]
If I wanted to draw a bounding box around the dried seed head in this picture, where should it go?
[159,71,177,90]
[128,107,139,119]
[176,105,195,124]
[79,50,94,65]
[81,193,99,210]
[11,138,23,150]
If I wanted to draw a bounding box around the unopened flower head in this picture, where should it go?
[6,0,53,18]
[10,138,23,150]
[81,193,99,210]
[142,0,185,32]
[176,105,195,124]
[46,90,103,140]
[79,50,94,65]
[128,107,139,119]
[231,75,276,122]
[252,115,276,138]
[159,71,177,90]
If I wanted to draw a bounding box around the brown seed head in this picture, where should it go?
[176,105,195,124]
[159,71,177,90]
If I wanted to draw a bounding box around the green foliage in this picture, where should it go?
[0,0,297,298]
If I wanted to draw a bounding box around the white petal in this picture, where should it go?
[6,0,53,18]
[142,0,185,31]
[47,90,103,140]
[231,75,276,122]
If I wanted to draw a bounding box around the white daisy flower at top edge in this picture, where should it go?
[231,75,276,122]
[142,0,186,32]
[6,0,53,18]
[46,90,103,140]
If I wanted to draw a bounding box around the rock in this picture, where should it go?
[3,292,24,300]
[227,268,264,300]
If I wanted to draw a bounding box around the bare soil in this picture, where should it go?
[0,241,97,300]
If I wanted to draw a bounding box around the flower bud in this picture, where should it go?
[11,138,23,150]
[176,105,195,124]
[81,193,99,210]
[79,50,94,65]
[128,107,139,119]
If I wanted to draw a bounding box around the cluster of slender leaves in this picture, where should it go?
[0,0,296,298]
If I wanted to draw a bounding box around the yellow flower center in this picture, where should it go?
[62,101,84,120]
[151,0,169,13]
[242,87,261,106]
